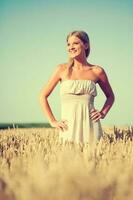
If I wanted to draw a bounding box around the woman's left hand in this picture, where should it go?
[90,108,105,122]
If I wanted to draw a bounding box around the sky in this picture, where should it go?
[0,0,133,126]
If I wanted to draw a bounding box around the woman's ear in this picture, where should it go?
[84,43,89,49]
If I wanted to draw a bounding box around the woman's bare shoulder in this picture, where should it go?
[56,63,68,81]
[92,65,105,76]
[54,63,67,75]
[58,63,68,70]
[57,63,68,74]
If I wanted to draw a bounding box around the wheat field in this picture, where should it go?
[0,126,133,200]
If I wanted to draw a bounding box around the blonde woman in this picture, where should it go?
[40,30,115,144]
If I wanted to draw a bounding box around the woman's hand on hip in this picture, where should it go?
[50,120,68,131]
[90,108,105,122]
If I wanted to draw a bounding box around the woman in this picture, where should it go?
[40,30,115,145]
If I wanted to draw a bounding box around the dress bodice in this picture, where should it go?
[60,79,97,97]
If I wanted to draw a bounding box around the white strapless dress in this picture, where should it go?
[59,80,103,144]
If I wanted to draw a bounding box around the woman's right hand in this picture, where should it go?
[50,120,68,132]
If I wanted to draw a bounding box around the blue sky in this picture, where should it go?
[0,0,133,126]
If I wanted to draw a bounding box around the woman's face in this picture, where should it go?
[67,35,87,58]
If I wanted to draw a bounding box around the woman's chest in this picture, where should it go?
[71,68,95,79]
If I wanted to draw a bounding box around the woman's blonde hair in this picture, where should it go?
[66,30,90,78]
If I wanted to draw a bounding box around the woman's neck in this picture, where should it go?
[73,59,90,70]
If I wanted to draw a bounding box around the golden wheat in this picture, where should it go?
[0,126,133,200]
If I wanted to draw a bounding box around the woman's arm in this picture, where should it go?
[90,66,115,122]
[39,64,68,131]
[39,64,62,124]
